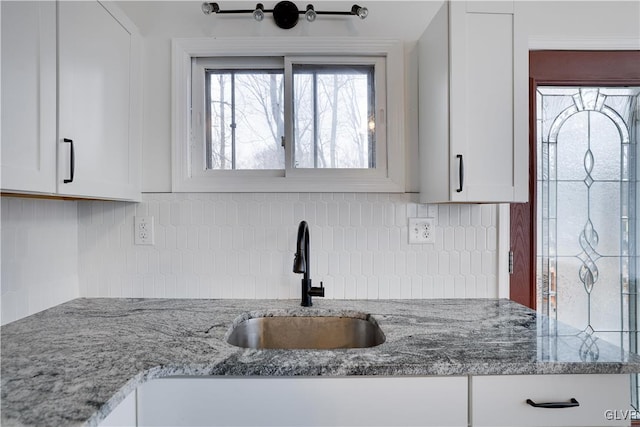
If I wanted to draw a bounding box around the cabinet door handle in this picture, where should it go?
[63,138,75,184]
[526,398,579,409]
[456,154,464,193]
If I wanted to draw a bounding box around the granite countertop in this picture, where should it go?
[3,298,640,426]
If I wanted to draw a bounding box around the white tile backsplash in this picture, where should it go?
[1,193,500,323]
[78,193,499,300]
[1,197,79,325]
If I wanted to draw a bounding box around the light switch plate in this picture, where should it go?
[408,217,435,244]
[134,216,155,245]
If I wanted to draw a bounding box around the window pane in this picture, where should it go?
[293,65,375,169]
[293,73,315,168]
[207,70,284,170]
[208,73,232,170]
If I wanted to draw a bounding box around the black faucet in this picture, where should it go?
[293,220,325,307]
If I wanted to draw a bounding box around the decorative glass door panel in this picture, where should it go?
[537,86,640,405]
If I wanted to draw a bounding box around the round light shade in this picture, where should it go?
[273,1,299,29]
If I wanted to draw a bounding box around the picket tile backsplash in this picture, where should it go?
[1,197,79,324]
[77,193,498,300]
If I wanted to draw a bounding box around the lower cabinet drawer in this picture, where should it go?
[471,374,631,427]
[138,376,468,426]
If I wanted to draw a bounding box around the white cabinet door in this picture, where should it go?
[99,390,137,427]
[419,1,527,203]
[1,1,57,194]
[472,374,631,427]
[138,377,468,427]
[58,1,140,201]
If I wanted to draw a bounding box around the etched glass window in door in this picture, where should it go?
[537,86,640,404]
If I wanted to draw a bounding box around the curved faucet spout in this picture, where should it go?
[293,220,324,307]
[293,221,309,275]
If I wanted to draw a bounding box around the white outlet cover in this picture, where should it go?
[408,218,435,244]
[135,216,155,245]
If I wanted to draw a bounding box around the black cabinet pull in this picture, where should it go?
[63,138,74,184]
[526,398,579,409]
[456,154,464,193]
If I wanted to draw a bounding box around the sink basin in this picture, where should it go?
[226,314,385,349]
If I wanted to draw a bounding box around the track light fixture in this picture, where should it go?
[304,4,316,22]
[201,1,368,29]
[252,3,265,21]
[350,4,368,19]
[201,2,219,14]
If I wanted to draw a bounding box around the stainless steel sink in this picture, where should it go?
[226,315,385,349]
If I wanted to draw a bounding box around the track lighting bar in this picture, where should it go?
[202,1,368,29]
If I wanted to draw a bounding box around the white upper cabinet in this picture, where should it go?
[1,1,57,194]
[419,1,528,203]
[58,1,141,200]
[1,1,141,201]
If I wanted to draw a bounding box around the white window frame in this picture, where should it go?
[172,37,405,192]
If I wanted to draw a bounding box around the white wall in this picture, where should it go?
[0,197,79,325]
[119,0,640,193]
[518,1,640,45]
[115,0,440,192]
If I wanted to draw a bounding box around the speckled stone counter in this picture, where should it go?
[3,298,640,426]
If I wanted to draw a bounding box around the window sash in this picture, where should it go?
[291,63,376,170]
[192,57,285,174]
[205,69,285,170]
[286,56,386,176]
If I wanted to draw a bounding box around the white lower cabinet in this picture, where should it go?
[471,374,631,427]
[136,377,468,427]
[101,375,632,427]
[99,389,137,427]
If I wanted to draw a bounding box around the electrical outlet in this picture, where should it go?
[408,217,435,244]
[134,216,155,245]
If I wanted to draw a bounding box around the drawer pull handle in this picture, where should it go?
[526,398,579,409]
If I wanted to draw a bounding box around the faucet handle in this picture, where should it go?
[309,281,325,298]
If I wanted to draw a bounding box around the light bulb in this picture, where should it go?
[201,2,219,15]
[253,3,265,21]
[305,5,316,22]
[351,5,368,19]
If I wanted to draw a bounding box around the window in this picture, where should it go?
[291,63,376,170]
[173,38,404,192]
[205,68,285,171]
[206,69,285,170]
